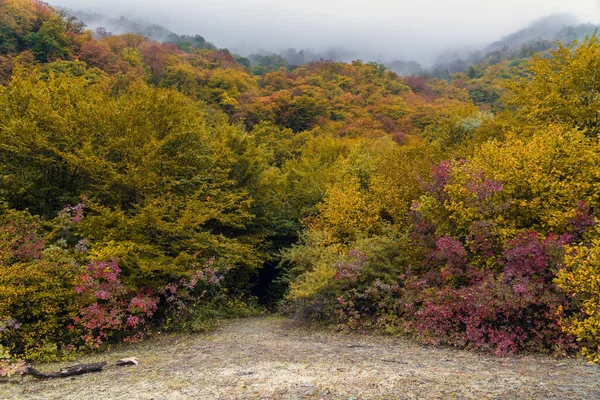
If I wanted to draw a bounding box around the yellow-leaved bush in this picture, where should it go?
[556,236,600,363]
[0,208,79,360]
[414,124,600,245]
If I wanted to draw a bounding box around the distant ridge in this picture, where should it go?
[486,13,580,52]
[431,13,599,78]
[64,8,599,77]
[63,9,217,50]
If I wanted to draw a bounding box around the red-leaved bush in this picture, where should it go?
[326,159,590,355]
[333,235,575,354]
[0,214,44,263]
[405,251,574,355]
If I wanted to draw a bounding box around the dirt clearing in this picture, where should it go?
[3,316,600,399]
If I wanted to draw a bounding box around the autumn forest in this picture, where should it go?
[2,0,600,378]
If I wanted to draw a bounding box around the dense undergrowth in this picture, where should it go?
[2,0,600,376]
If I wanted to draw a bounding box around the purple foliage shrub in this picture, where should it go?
[330,160,589,355]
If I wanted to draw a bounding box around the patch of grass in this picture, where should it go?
[164,296,265,333]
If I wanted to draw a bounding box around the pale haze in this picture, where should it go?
[51,0,600,64]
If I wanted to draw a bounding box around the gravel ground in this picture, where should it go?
[2,316,600,399]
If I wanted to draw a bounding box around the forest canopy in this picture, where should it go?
[2,0,600,376]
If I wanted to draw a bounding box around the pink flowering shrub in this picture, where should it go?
[72,259,159,348]
[0,199,250,360]
[72,256,234,348]
[161,258,233,332]
[0,355,27,379]
[334,250,368,282]
[58,203,85,225]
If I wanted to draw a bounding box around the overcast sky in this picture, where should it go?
[51,0,600,63]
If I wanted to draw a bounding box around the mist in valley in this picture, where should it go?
[50,0,600,73]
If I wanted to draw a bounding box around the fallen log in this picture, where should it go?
[116,357,138,366]
[26,361,108,379]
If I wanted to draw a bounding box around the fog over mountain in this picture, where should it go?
[51,0,600,66]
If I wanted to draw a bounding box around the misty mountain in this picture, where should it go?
[486,13,579,52]
[64,9,216,51]
[385,60,425,77]
[431,13,600,78]
[65,8,413,73]
[65,8,599,78]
